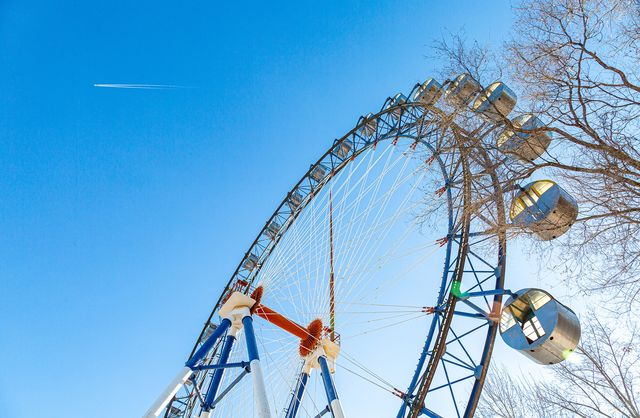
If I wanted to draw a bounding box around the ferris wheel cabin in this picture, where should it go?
[386,93,407,120]
[310,164,328,183]
[445,73,482,107]
[413,78,443,105]
[288,191,303,211]
[266,221,281,240]
[334,139,353,159]
[510,180,578,241]
[500,288,581,365]
[497,114,552,161]
[243,253,260,271]
[359,113,378,137]
[472,81,517,121]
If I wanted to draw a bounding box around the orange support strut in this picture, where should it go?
[253,304,310,339]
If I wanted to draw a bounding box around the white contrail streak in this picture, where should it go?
[93,83,185,90]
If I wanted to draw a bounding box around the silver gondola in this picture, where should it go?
[386,93,407,120]
[334,139,353,159]
[413,78,443,106]
[360,113,378,137]
[472,81,517,121]
[243,253,259,271]
[288,190,303,211]
[310,164,327,183]
[266,221,281,240]
[445,74,482,107]
[510,180,578,241]
[497,114,551,161]
[500,288,581,365]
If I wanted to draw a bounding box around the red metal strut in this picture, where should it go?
[250,286,323,356]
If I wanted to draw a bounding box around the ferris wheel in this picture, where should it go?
[144,74,582,418]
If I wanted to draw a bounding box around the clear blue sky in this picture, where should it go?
[0,2,519,417]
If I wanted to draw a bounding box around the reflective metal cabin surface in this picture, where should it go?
[266,221,281,240]
[414,78,443,106]
[445,74,482,107]
[510,181,578,241]
[497,114,552,161]
[472,82,517,121]
[387,93,407,120]
[334,139,353,159]
[533,189,579,240]
[288,191,303,210]
[243,253,259,271]
[500,288,581,364]
[310,165,327,183]
[360,113,378,137]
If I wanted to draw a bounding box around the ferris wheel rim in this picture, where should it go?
[169,96,508,418]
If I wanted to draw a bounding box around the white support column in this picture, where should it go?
[250,358,271,418]
[330,399,346,418]
[241,309,272,418]
[143,367,193,418]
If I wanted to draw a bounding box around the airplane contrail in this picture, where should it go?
[93,83,185,90]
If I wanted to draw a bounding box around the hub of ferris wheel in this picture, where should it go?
[145,285,345,418]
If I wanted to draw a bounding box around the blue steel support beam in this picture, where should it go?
[462,289,513,299]
[242,314,272,418]
[285,371,310,418]
[186,318,232,369]
[452,311,489,320]
[318,355,346,418]
[457,299,491,319]
[143,318,233,418]
[191,361,249,371]
[211,368,250,408]
[202,334,236,412]
[421,406,444,417]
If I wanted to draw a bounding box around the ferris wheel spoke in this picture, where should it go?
[338,313,428,340]
[260,142,404,306]
[336,362,397,395]
[337,166,429,306]
[338,348,402,393]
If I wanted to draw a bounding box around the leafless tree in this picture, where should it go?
[431,0,640,305]
[478,314,640,418]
